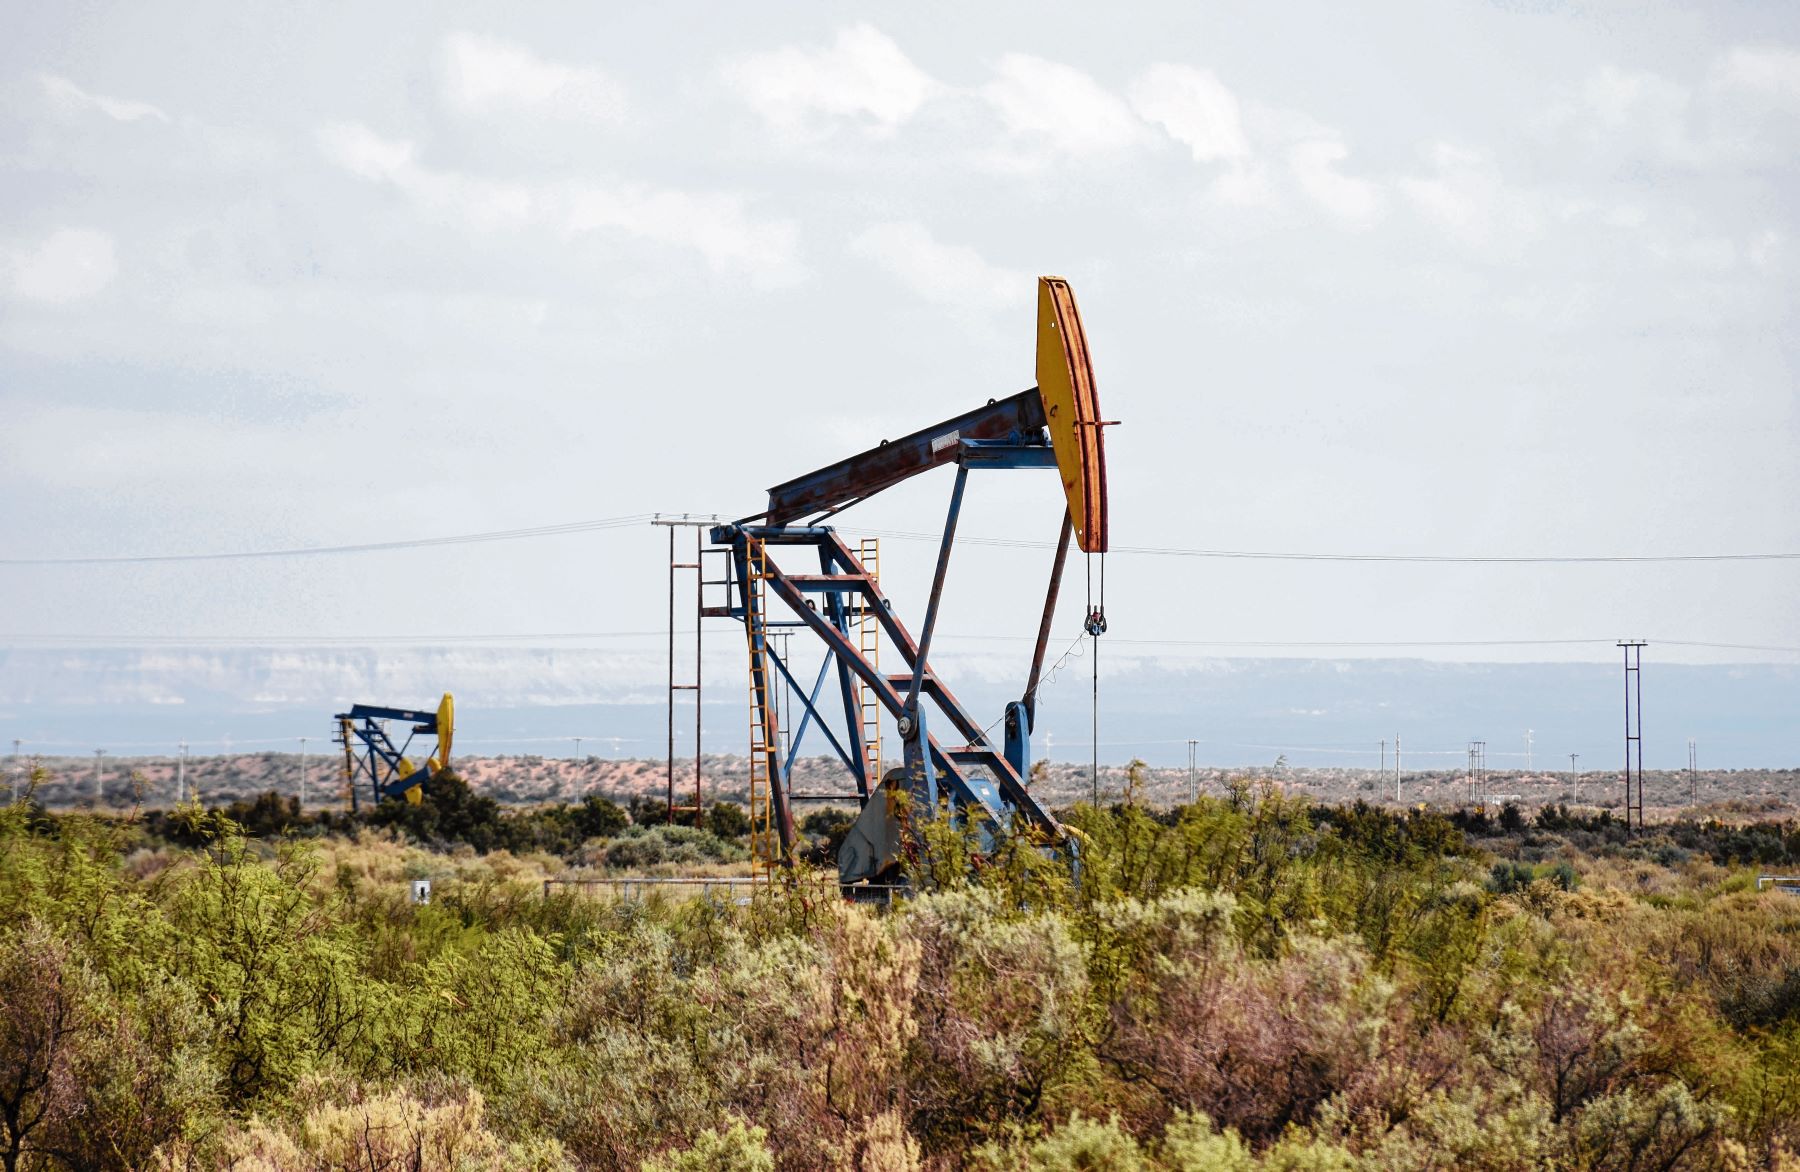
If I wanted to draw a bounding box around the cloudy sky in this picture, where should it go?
[3,0,1797,678]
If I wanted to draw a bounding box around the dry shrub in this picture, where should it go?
[850,1111,923,1172]
[901,888,1092,1153]
[522,899,921,1171]
[1019,1112,1150,1171]
[1659,892,1800,1030]
[0,920,215,1171]
[1157,1112,1255,1172]
[640,1116,774,1172]
[520,920,718,1169]
[1344,1083,1554,1171]
[1568,1082,1731,1172]
[1093,890,1395,1144]
[155,1084,567,1171]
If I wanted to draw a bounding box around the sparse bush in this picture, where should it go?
[707,801,751,839]
[1,784,1794,1169]
[1489,859,1537,895]
[586,824,745,869]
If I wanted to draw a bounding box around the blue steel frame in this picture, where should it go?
[710,432,1070,867]
[333,703,445,811]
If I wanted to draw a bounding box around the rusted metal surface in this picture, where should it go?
[1036,276,1109,553]
[1023,508,1074,723]
[761,389,1046,526]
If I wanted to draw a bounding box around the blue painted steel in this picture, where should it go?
[956,440,1060,469]
[774,648,858,780]
[711,522,1066,860]
[334,706,447,806]
[818,546,875,797]
[905,462,968,714]
[713,413,1077,870]
[1003,700,1031,779]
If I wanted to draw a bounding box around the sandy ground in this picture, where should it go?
[14,750,1795,824]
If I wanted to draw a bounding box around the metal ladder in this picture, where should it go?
[743,538,777,880]
[856,538,883,792]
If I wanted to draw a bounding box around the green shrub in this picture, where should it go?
[591,824,746,870]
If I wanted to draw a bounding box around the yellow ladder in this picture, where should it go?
[856,538,883,791]
[743,538,777,881]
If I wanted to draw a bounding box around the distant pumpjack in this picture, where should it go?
[333,693,455,812]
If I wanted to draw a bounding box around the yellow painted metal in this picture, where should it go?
[428,692,455,774]
[743,538,776,881]
[394,755,423,804]
[1035,276,1109,553]
[855,538,882,791]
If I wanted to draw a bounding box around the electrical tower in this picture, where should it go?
[657,516,710,827]
[1187,739,1198,803]
[1688,737,1697,807]
[1467,740,1487,807]
[1620,640,1646,832]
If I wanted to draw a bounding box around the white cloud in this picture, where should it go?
[441,31,626,122]
[849,221,1025,312]
[0,404,306,493]
[1584,64,1691,127]
[723,24,939,137]
[1748,229,1784,270]
[9,228,118,303]
[564,187,803,285]
[1287,140,1383,228]
[316,122,415,182]
[1128,63,1250,164]
[981,54,1150,158]
[1571,64,1714,166]
[317,123,802,285]
[39,73,169,123]
[317,123,534,231]
[1397,143,1540,254]
[1717,44,1800,105]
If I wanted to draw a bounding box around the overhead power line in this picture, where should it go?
[3,632,1798,655]
[2,631,668,646]
[852,528,1800,564]
[3,513,1798,567]
[0,513,657,566]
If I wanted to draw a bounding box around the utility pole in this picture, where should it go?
[298,737,308,810]
[1394,734,1402,802]
[93,748,105,805]
[1569,752,1579,804]
[1525,728,1534,773]
[1688,737,1698,806]
[1380,739,1386,778]
[177,741,190,803]
[1620,641,1647,832]
[656,516,708,827]
[1186,739,1198,803]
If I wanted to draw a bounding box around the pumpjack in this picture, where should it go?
[333,693,455,811]
[707,277,1111,889]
